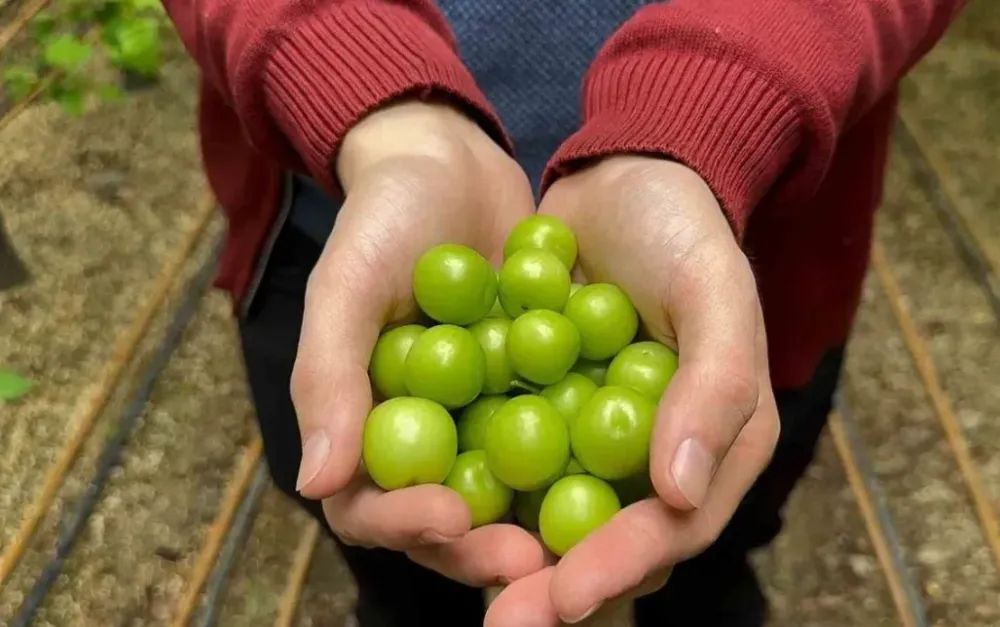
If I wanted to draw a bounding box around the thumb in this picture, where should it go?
[290,211,397,499]
[649,242,762,510]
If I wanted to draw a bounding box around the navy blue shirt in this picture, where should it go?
[290,2,651,243]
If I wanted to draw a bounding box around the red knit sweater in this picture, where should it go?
[162,0,966,389]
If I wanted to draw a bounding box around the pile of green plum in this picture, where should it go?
[364,215,678,557]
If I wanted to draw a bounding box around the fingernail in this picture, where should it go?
[420,530,462,544]
[296,431,331,491]
[561,602,602,624]
[671,438,715,508]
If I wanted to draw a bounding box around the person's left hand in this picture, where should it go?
[484,156,781,626]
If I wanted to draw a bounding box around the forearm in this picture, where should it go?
[161,0,507,190]
[544,0,968,233]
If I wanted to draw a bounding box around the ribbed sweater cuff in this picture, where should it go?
[544,53,802,236]
[263,3,508,192]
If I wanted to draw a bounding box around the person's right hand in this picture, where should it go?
[289,100,547,587]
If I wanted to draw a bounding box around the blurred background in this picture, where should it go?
[0,1,998,626]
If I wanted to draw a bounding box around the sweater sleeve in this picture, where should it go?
[542,0,968,235]
[161,0,508,191]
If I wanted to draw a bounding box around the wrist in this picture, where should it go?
[336,99,502,191]
[554,154,737,242]
[543,46,801,236]
[585,155,717,210]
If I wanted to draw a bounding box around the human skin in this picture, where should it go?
[486,156,780,626]
[290,100,546,587]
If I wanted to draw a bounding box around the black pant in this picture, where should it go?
[238,224,843,627]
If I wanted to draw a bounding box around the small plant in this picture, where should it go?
[2,0,167,114]
[0,367,33,401]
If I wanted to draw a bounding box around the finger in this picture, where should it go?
[549,398,778,622]
[650,244,762,510]
[407,524,547,587]
[290,197,398,499]
[323,480,471,550]
[484,567,561,627]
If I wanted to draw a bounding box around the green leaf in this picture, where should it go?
[94,0,126,24]
[130,0,164,11]
[0,369,33,401]
[3,65,39,101]
[43,35,94,72]
[48,81,88,115]
[66,1,98,23]
[97,83,124,102]
[3,66,38,83]
[55,88,87,115]
[30,11,58,39]
[104,16,161,75]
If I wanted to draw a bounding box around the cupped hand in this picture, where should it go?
[290,100,545,587]
[486,156,781,625]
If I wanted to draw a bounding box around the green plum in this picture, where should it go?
[456,395,507,452]
[485,395,570,491]
[403,325,485,409]
[611,472,655,507]
[565,457,586,475]
[513,487,547,531]
[413,244,496,325]
[369,324,425,399]
[468,317,515,394]
[571,358,610,386]
[540,373,598,424]
[606,341,679,402]
[539,475,621,556]
[563,284,639,360]
[569,282,584,297]
[571,385,657,480]
[362,397,457,490]
[508,379,543,396]
[512,456,586,531]
[507,310,580,385]
[485,270,508,318]
[486,297,508,319]
[444,450,514,527]
[498,249,571,317]
[503,214,578,270]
